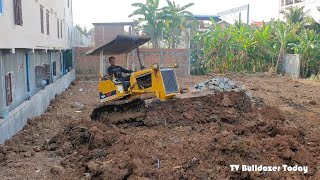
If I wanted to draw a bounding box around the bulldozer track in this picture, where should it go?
[90,94,158,126]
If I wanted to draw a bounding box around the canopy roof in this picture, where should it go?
[86,35,151,55]
[194,15,222,21]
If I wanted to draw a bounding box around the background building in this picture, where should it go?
[280,0,306,10]
[93,22,137,47]
[0,0,73,112]
[0,0,93,113]
[279,0,320,20]
[0,0,91,143]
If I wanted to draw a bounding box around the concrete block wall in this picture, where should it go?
[0,70,75,144]
[0,49,64,112]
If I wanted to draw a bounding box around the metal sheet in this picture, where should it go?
[86,35,151,55]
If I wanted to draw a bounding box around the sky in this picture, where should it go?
[72,0,280,29]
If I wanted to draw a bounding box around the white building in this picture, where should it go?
[279,0,320,21]
[0,0,74,112]
[0,0,90,143]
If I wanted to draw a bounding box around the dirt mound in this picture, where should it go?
[46,91,320,179]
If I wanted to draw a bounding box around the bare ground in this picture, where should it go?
[0,74,319,180]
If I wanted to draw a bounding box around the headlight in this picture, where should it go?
[153,63,159,70]
[174,62,179,68]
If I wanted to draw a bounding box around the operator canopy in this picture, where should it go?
[86,35,151,55]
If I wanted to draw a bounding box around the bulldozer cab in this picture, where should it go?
[86,35,151,79]
[86,35,180,103]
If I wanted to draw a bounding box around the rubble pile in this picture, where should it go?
[194,77,244,92]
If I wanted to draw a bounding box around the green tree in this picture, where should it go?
[281,7,306,24]
[129,0,163,48]
[75,24,90,36]
[290,29,320,77]
[161,0,194,48]
[273,21,298,73]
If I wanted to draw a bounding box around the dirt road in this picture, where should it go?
[0,74,319,179]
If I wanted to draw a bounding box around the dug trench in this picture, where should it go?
[36,91,320,179]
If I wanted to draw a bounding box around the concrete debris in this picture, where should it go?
[74,102,84,107]
[194,78,258,105]
[194,77,245,92]
[23,151,32,157]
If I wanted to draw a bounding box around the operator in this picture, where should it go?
[107,56,133,81]
[107,56,133,91]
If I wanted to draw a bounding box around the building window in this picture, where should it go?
[53,61,57,76]
[285,0,294,6]
[14,0,23,25]
[0,0,3,16]
[44,64,51,82]
[35,66,45,88]
[40,6,44,34]
[60,20,63,38]
[46,10,50,35]
[5,72,13,106]
[68,0,70,8]
[57,19,60,38]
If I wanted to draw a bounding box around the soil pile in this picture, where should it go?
[44,91,320,179]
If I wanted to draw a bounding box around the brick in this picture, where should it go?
[75,47,189,79]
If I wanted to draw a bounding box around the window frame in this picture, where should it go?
[46,10,50,35]
[60,20,63,39]
[40,6,44,34]
[35,65,46,88]
[13,0,23,26]
[5,72,14,106]
[57,18,60,39]
[52,61,57,76]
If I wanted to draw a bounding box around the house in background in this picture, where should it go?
[93,22,137,47]
[251,21,265,28]
[194,15,222,31]
[0,0,91,144]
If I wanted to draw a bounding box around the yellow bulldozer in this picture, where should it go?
[86,35,181,125]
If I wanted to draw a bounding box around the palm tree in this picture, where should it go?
[129,0,163,48]
[281,7,306,25]
[161,0,194,48]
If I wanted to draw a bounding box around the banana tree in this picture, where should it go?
[160,0,194,48]
[281,7,306,25]
[273,21,298,73]
[129,0,163,48]
[289,29,320,77]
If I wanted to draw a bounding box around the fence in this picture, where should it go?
[75,47,190,79]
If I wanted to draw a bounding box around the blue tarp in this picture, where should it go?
[194,15,222,22]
